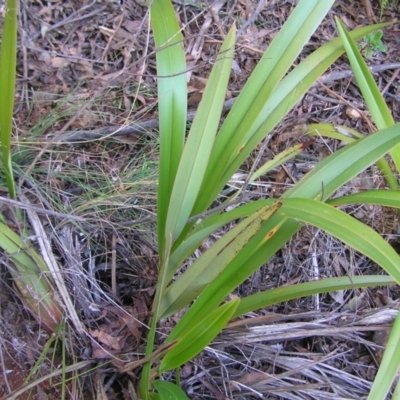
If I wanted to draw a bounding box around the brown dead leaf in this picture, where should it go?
[92,348,117,359]
[237,371,269,386]
[123,19,143,32]
[121,315,142,343]
[89,328,122,351]
[189,75,208,92]
[275,124,307,145]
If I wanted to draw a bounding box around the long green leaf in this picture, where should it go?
[152,380,189,400]
[144,2,187,396]
[336,19,394,129]
[208,0,335,171]
[0,0,18,198]
[327,189,400,208]
[151,0,187,261]
[164,25,235,247]
[368,310,400,399]
[160,299,239,371]
[234,275,395,317]
[168,124,400,285]
[249,142,309,185]
[279,198,400,284]
[160,202,282,319]
[164,125,400,331]
[188,22,390,221]
[307,122,362,142]
[336,18,400,186]
[166,211,291,342]
[286,124,400,200]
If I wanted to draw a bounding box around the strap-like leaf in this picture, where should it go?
[168,124,400,288]
[152,380,189,400]
[249,143,308,184]
[286,124,400,200]
[165,25,235,247]
[160,202,282,319]
[151,0,187,260]
[234,275,395,317]
[336,18,399,186]
[279,198,400,284]
[368,310,400,400]
[188,22,390,221]
[327,189,400,208]
[0,0,18,198]
[336,19,394,130]
[166,211,291,342]
[160,299,239,372]
[164,126,400,332]
[307,123,362,142]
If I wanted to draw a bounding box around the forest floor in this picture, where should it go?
[1,0,400,399]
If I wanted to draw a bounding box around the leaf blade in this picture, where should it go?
[160,299,239,372]
[189,22,391,219]
[152,380,189,400]
[279,198,400,284]
[234,275,395,317]
[0,0,18,198]
[160,202,281,319]
[368,310,400,399]
[151,0,187,259]
[327,190,400,208]
[165,25,236,246]
[335,18,400,185]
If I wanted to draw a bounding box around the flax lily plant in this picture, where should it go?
[138,0,400,398]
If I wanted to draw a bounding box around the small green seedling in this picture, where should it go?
[358,29,388,58]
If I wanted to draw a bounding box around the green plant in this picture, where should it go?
[136,0,400,398]
[380,0,400,19]
[0,0,64,332]
[358,29,388,58]
[0,0,18,199]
